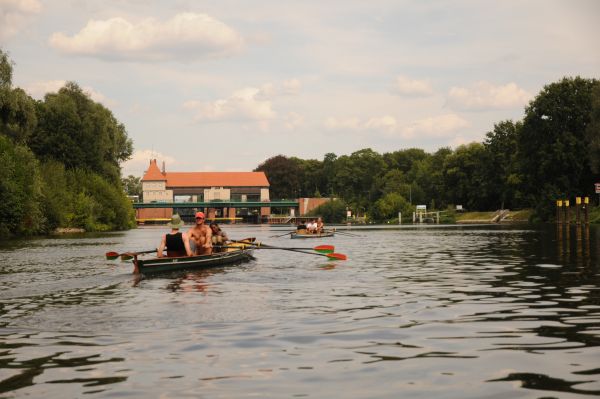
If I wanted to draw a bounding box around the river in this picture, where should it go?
[0,224,599,398]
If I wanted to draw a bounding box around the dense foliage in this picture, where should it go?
[0,49,135,237]
[256,77,600,222]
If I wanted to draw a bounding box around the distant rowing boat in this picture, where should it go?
[290,231,335,239]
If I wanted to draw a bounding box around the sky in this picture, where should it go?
[2,0,599,177]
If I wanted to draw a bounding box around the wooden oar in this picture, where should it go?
[105,249,156,261]
[242,242,346,260]
[269,231,293,238]
[332,230,361,237]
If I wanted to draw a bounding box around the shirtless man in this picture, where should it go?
[188,211,212,255]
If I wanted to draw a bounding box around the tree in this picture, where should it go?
[518,76,599,219]
[586,84,600,174]
[371,192,412,222]
[122,175,142,198]
[0,49,37,143]
[254,155,302,199]
[483,120,521,209]
[29,82,132,182]
[443,143,490,210]
[0,135,44,236]
[330,148,386,210]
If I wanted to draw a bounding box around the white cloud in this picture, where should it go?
[121,149,175,177]
[0,0,41,40]
[49,12,243,61]
[392,75,434,97]
[183,87,276,122]
[325,113,469,139]
[282,78,302,95]
[23,79,116,107]
[400,113,470,138]
[284,112,304,129]
[447,81,532,111]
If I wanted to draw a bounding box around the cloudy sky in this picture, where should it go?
[2,0,599,176]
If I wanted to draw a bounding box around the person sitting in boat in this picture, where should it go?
[210,222,229,252]
[296,220,307,234]
[307,219,318,234]
[316,217,324,234]
[188,211,213,255]
[157,214,193,258]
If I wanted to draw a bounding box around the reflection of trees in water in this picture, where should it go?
[455,225,600,348]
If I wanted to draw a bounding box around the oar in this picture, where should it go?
[269,231,293,238]
[332,230,362,237]
[244,242,346,260]
[105,249,156,261]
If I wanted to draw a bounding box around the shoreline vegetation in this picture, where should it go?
[2,47,600,237]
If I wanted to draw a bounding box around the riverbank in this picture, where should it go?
[456,209,532,224]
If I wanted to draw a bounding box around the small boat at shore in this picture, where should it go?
[132,247,254,275]
[291,231,335,239]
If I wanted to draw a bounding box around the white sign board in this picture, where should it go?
[595,183,600,194]
[416,205,426,211]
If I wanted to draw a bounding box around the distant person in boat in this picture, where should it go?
[210,222,229,252]
[157,214,193,258]
[297,220,307,234]
[307,219,317,234]
[189,211,213,255]
[316,217,324,234]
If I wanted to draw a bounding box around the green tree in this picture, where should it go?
[518,76,599,219]
[0,135,44,237]
[122,175,142,198]
[30,82,132,182]
[331,148,386,210]
[0,49,37,143]
[586,83,600,174]
[255,155,302,199]
[307,199,347,223]
[371,192,412,222]
[483,120,521,209]
[443,143,490,210]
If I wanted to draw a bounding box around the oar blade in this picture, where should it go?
[327,252,347,260]
[120,254,134,261]
[105,251,119,260]
[314,245,334,254]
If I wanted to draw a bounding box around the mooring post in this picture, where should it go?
[556,200,562,224]
[584,197,589,225]
[576,197,581,225]
[564,200,570,225]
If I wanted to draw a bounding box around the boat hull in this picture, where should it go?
[290,231,335,239]
[134,248,253,274]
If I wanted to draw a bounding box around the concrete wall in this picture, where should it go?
[297,198,331,215]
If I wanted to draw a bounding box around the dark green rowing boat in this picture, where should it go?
[132,248,254,275]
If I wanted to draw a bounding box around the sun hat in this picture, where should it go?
[168,214,185,229]
[195,211,205,219]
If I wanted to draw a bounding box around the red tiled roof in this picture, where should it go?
[142,159,166,180]
[166,172,269,187]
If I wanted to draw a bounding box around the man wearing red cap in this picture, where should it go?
[188,211,212,255]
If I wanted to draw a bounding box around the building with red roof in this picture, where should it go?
[138,159,271,222]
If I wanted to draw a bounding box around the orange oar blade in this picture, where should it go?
[327,253,347,260]
[314,245,334,254]
[106,251,119,260]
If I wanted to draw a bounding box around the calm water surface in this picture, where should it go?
[1,224,599,398]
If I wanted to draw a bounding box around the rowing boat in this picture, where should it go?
[132,247,254,274]
[290,231,335,239]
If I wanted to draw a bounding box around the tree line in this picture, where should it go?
[0,49,135,237]
[255,76,600,223]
